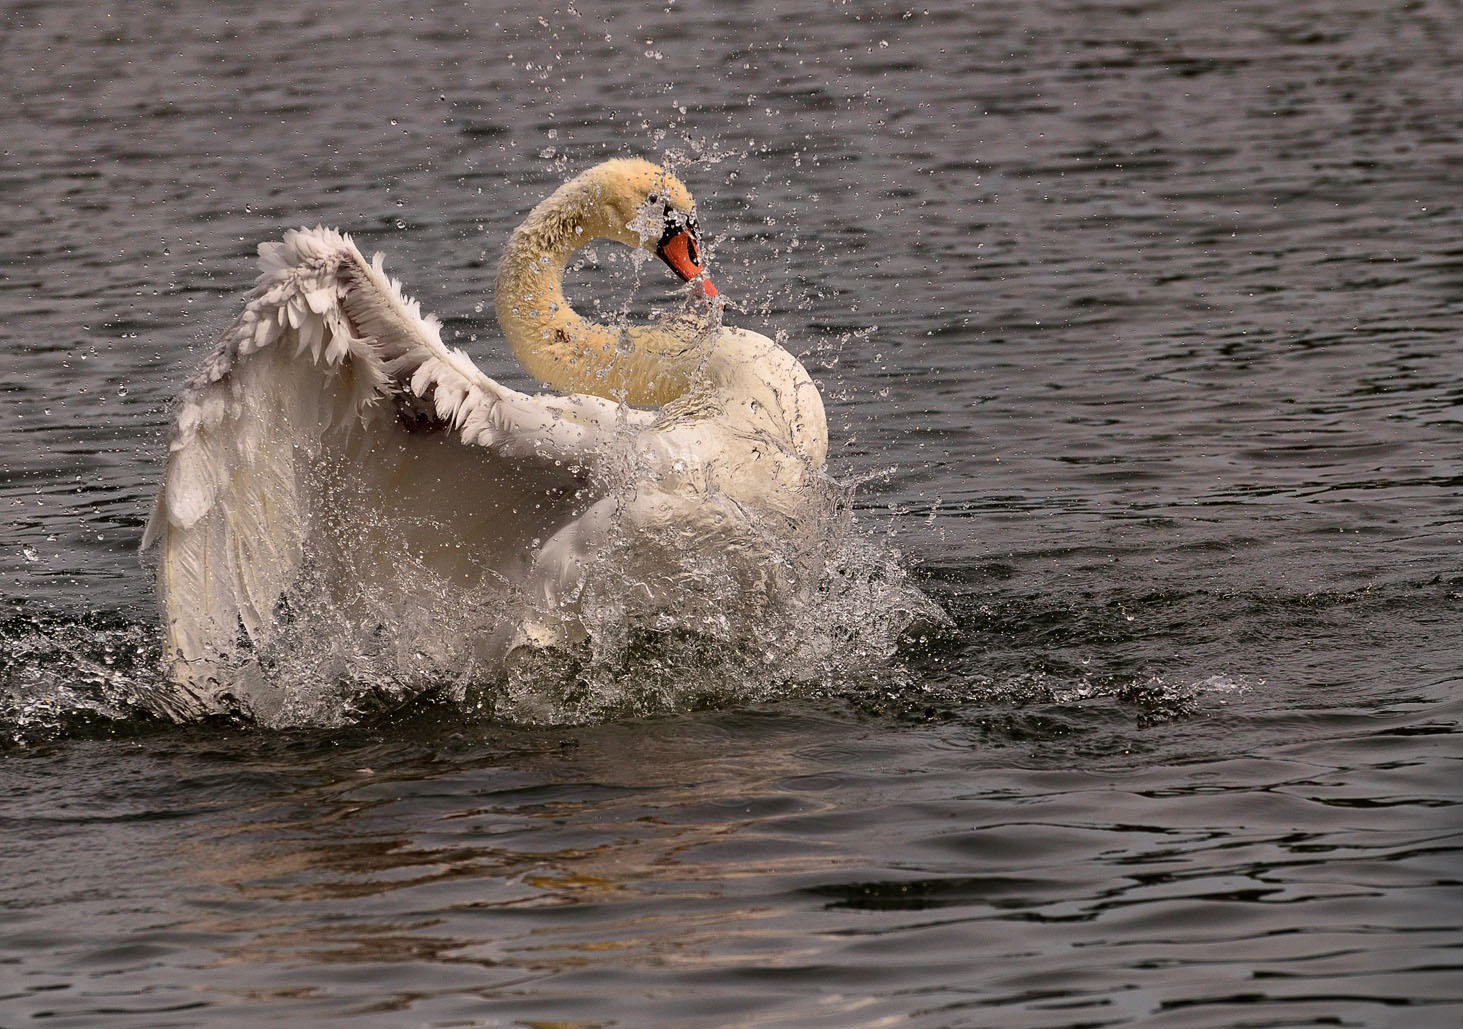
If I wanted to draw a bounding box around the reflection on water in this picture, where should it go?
[7,701,1458,1024]
[164,722,859,1017]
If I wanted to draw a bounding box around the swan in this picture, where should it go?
[142,158,832,723]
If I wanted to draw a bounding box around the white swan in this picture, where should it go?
[142,158,831,722]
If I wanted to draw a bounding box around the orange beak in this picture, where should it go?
[657,230,718,298]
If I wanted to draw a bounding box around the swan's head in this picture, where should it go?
[581,158,718,298]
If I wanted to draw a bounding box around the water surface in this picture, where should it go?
[2,0,1461,1024]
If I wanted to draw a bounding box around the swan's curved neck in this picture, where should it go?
[495,179,703,407]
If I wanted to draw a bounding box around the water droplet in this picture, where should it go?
[21,546,38,563]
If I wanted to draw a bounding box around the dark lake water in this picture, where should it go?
[3,0,1461,1024]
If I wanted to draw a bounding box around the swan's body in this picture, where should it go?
[143,159,831,722]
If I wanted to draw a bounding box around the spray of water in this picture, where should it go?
[229,448,946,728]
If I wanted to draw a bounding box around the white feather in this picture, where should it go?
[142,227,641,720]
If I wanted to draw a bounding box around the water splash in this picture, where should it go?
[0,572,1260,745]
[0,611,169,747]
[226,468,947,729]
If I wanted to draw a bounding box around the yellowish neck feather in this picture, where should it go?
[494,176,705,407]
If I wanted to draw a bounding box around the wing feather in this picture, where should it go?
[143,227,651,720]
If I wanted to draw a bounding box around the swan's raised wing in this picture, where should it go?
[141,227,650,721]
